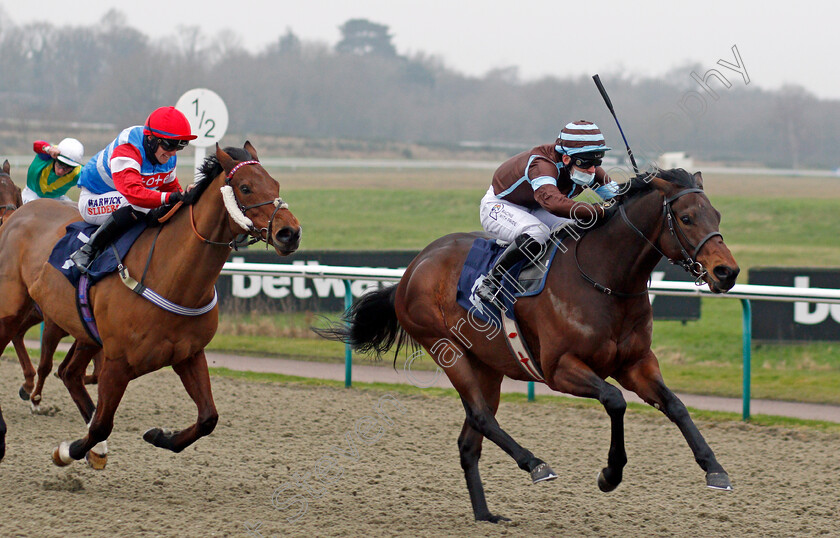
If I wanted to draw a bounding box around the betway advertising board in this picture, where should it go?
[749,267,840,342]
[218,251,700,319]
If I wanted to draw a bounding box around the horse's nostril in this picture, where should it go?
[713,265,739,282]
[275,226,300,245]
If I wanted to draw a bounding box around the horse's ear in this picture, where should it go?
[2,160,9,174]
[243,140,259,161]
[693,171,704,189]
[215,143,236,173]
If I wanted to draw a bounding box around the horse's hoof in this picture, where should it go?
[85,451,108,470]
[476,513,511,523]
[706,472,733,491]
[143,427,163,446]
[597,469,620,492]
[52,442,73,467]
[530,462,558,484]
[29,401,40,414]
[18,386,30,401]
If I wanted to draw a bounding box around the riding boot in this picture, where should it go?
[476,234,537,302]
[70,206,140,274]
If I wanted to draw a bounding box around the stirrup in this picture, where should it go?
[476,278,500,302]
[70,248,94,275]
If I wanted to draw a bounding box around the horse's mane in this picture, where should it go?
[585,168,699,230]
[183,147,253,205]
[618,168,698,201]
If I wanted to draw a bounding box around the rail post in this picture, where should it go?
[741,299,752,421]
[528,381,535,402]
[344,279,353,388]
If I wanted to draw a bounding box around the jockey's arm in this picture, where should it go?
[534,184,598,218]
[32,140,55,161]
[110,145,182,208]
[528,157,603,218]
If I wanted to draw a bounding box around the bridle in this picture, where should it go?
[576,187,722,297]
[189,160,289,250]
[0,204,15,226]
[0,175,17,226]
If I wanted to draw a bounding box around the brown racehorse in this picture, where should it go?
[0,160,98,412]
[0,142,301,467]
[317,169,739,522]
[0,161,43,404]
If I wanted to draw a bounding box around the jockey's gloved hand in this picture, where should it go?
[574,202,607,228]
[145,204,176,226]
[166,191,184,205]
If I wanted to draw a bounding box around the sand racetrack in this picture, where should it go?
[0,356,837,537]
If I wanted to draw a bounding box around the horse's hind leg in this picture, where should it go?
[12,335,35,400]
[617,353,731,491]
[28,319,68,412]
[53,355,129,468]
[550,354,629,493]
[457,367,524,523]
[142,350,218,453]
[84,352,102,385]
[442,352,554,522]
[58,343,98,423]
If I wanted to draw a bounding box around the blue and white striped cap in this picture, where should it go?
[555,120,611,156]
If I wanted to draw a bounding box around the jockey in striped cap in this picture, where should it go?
[476,120,620,304]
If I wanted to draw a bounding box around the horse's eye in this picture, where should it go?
[680,215,691,224]
[239,184,252,195]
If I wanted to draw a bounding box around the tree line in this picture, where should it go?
[0,9,836,169]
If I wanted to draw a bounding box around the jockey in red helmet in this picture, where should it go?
[70,106,197,273]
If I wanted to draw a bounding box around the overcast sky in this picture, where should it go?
[3,0,836,100]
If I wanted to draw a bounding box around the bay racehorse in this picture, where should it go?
[318,169,739,522]
[0,142,301,467]
[0,161,97,413]
[0,162,44,404]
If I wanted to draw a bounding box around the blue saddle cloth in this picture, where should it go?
[455,237,561,324]
[48,221,148,288]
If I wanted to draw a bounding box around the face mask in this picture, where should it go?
[570,167,595,186]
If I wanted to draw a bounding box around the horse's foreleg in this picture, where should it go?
[551,354,628,492]
[28,320,68,412]
[53,356,129,468]
[617,354,731,491]
[143,350,218,453]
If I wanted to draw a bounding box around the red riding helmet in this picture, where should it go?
[143,106,197,140]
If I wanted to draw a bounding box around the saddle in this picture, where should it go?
[455,227,578,382]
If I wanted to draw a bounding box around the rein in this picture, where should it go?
[575,187,722,297]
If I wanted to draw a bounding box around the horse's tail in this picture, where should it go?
[313,284,411,359]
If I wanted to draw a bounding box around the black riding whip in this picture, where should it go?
[592,74,639,175]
